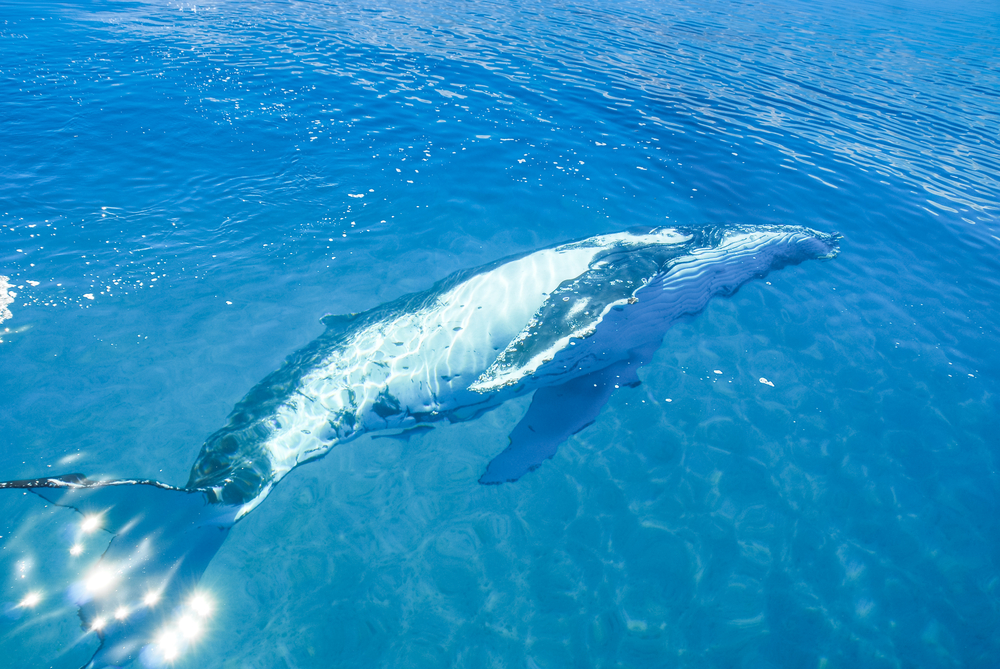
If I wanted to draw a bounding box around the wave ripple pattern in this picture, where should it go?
[1,1,999,669]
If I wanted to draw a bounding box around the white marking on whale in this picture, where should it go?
[0,224,838,668]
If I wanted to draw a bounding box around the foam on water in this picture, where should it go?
[0,275,13,325]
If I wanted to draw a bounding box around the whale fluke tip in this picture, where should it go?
[1,475,238,668]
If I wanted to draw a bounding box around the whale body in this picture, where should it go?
[0,224,838,668]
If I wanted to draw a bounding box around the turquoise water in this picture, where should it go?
[2,0,999,667]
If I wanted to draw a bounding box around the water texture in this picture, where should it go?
[1,0,999,667]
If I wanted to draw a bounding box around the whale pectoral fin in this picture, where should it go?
[479,350,652,485]
[0,474,237,669]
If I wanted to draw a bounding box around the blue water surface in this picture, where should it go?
[2,0,999,667]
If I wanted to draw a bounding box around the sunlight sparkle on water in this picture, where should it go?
[157,630,181,662]
[150,591,216,663]
[189,593,212,617]
[18,591,42,608]
[81,514,102,533]
[85,565,117,594]
[177,615,202,640]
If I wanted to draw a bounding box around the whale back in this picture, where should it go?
[185,225,838,507]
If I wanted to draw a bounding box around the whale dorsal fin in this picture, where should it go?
[321,312,360,332]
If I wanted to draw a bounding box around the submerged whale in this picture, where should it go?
[0,224,838,668]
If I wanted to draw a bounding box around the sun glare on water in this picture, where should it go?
[148,591,217,664]
[84,565,118,594]
[189,593,212,617]
[18,591,42,608]
[81,514,103,533]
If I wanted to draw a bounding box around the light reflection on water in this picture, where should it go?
[0,479,232,667]
[1,0,999,667]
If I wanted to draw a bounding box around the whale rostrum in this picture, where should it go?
[0,224,839,668]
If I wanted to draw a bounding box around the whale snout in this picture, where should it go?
[818,231,842,259]
[800,229,841,260]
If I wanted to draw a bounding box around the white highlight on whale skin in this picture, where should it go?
[221,225,835,520]
[254,229,695,503]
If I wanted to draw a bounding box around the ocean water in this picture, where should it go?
[2,0,999,667]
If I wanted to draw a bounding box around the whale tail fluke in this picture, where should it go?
[0,474,238,669]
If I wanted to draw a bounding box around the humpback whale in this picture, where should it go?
[0,224,838,668]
